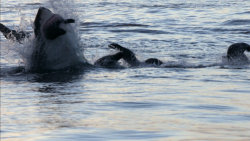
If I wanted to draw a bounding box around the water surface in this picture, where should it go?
[1,0,250,140]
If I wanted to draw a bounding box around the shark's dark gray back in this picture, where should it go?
[225,43,250,64]
[227,43,250,56]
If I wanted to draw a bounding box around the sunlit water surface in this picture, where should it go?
[1,0,250,140]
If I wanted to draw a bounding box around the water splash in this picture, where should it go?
[1,0,85,71]
[44,0,82,45]
[221,53,250,66]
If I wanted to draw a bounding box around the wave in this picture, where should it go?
[80,22,148,28]
[222,19,250,26]
[109,29,170,35]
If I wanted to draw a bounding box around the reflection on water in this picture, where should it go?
[2,68,250,140]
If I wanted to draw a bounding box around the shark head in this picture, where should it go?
[30,7,87,71]
[34,7,67,40]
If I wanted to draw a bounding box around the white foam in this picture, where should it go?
[1,0,87,70]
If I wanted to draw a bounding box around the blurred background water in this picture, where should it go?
[1,0,250,140]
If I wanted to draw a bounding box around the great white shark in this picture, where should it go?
[1,7,92,72]
[0,7,124,71]
[31,7,90,71]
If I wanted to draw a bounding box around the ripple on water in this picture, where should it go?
[222,19,250,26]
[1,0,250,140]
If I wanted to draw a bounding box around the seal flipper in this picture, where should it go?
[108,43,140,66]
[0,23,12,37]
[94,52,124,68]
[0,23,27,43]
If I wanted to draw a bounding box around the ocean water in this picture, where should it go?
[1,0,250,140]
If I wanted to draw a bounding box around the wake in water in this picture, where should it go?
[102,43,250,69]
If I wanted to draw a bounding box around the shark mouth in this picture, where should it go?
[41,13,75,40]
[42,14,64,34]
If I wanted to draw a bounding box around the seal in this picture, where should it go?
[108,43,163,66]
